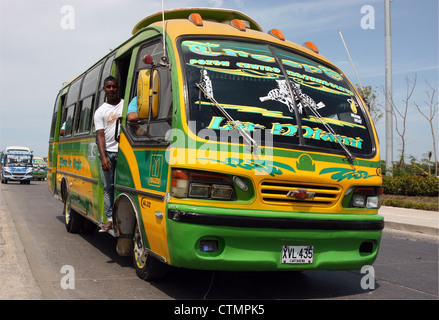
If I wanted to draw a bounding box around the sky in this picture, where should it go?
[0,0,437,164]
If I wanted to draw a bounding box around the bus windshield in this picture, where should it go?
[5,154,32,167]
[181,38,374,157]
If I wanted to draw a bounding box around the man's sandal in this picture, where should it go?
[99,221,113,232]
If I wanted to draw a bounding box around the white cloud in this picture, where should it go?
[208,0,224,7]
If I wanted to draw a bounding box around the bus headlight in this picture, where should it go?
[352,194,366,207]
[345,186,383,209]
[171,169,235,200]
[211,184,234,199]
[189,183,211,198]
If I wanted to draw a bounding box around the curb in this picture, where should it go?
[384,221,438,236]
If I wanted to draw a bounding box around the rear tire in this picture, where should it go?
[63,193,83,233]
[132,222,168,281]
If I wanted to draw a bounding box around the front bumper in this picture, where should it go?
[166,204,383,271]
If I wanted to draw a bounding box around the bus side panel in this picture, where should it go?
[57,138,103,222]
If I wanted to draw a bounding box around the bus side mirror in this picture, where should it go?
[137,69,160,119]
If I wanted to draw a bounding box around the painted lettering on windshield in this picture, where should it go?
[207,116,364,150]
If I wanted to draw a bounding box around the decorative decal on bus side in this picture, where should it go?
[148,155,164,187]
[319,167,379,182]
[59,156,82,171]
[199,157,295,177]
[296,154,315,172]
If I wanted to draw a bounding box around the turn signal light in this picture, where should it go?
[268,29,285,41]
[188,13,203,26]
[231,19,246,31]
[303,41,319,54]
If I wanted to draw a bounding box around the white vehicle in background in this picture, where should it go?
[1,146,33,184]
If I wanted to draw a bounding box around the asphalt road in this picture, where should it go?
[1,180,438,300]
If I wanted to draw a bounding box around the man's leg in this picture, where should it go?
[100,152,117,230]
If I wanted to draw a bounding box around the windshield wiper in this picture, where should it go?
[267,47,355,167]
[196,70,259,155]
[290,83,356,164]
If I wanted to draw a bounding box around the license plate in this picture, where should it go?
[281,245,314,264]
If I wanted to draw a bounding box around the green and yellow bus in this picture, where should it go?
[48,8,384,281]
[33,157,47,181]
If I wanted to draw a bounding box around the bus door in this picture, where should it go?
[115,41,173,260]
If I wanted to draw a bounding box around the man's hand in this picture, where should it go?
[101,156,111,171]
[96,129,109,170]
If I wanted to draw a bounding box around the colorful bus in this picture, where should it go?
[32,157,47,181]
[48,8,384,281]
[1,146,34,184]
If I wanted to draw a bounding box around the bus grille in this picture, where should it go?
[260,181,341,207]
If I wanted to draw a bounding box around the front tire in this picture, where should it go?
[132,222,168,281]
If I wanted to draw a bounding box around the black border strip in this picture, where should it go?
[168,210,384,231]
[57,170,99,185]
[115,184,165,200]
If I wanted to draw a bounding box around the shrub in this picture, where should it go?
[382,175,438,196]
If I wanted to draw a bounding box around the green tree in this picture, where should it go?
[356,85,382,125]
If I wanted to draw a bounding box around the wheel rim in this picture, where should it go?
[64,196,71,225]
[133,224,147,268]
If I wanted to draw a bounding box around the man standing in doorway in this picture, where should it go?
[94,76,123,232]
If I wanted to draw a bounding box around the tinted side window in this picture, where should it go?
[49,93,61,140]
[76,96,94,133]
[64,104,76,136]
[75,63,102,134]
[65,78,82,107]
[97,54,115,108]
[80,64,102,100]
[136,41,164,71]
[63,77,83,137]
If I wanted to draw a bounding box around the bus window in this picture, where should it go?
[65,78,82,107]
[115,52,133,100]
[136,40,165,71]
[49,93,61,140]
[63,78,82,137]
[96,54,116,110]
[127,66,172,141]
[64,103,76,136]
[75,63,102,134]
[76,96,94,133]
[81,63,102,99]
[126,40,171,141]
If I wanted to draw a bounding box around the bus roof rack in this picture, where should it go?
[132,7,263,35]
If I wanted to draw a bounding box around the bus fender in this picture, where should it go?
[60,176,69,202]
[113,193,138,256]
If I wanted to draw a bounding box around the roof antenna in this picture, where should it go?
[338,29,366,98]
[161,0,168,64]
